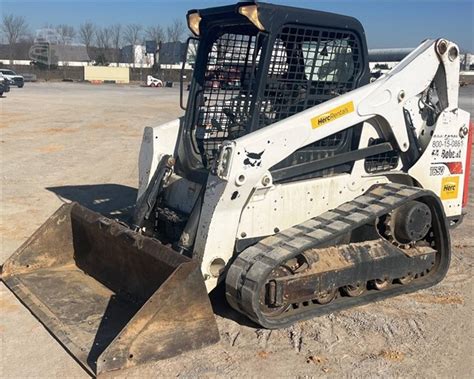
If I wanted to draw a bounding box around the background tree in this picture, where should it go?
[145,25,164,45]
[94,27,112,65]
[145,25,164,68]
[1,14,29,63]
[95,26,111,50]
[123,24,142,67]
[110,24,122,64]
[123,24,142,46]
[56,24,76,45]
[37,23,59,43]
[79,22,96,59]
[166,19,185,42]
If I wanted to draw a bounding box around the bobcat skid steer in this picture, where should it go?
[2,1,472,376]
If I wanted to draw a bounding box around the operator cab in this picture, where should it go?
[177,1,370,182]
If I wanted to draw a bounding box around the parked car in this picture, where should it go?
[0,69,24,88]
[0,72,11,96]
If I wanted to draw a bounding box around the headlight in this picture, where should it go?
[238,4,265,31]
[187,12,202,36]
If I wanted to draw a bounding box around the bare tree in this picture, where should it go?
[166,19,185,42]
[56,24,76,45]
[95,26,111,50]
[1,14,29,62]
[123,24,143,67]
[94,27,113,65]
[79,22,95,49]
[1,14,29,44]
[123,24,142,46]
[145,25,164,45]
[109,24,122,64]
[21,32,35,44]
[145,25,164,67]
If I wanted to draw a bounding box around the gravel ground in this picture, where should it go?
[1,83,473,378]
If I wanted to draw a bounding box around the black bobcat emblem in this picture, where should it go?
[244,150,265,167]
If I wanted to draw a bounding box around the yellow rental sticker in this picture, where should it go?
[441,176,460,200]
[311,101,355,129]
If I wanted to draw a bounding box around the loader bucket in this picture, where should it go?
[1,202,219,376]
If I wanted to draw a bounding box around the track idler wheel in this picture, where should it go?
[397,273,415,285]
[314,288,338,304]
[390,201,432,245]
[370,277,390,290]
[260,266,292,316]
[342,282,366,297]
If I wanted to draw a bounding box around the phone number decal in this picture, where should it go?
[431,134,463,162]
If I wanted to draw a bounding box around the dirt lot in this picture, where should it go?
[1,83,473,378]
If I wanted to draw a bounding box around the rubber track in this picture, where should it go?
[225,183,451,329]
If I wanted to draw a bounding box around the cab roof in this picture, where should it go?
[188,1,366,40]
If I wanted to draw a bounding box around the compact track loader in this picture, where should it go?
[2,1,472,376]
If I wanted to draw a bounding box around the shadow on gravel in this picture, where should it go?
[210,282,260,328]
[47,184,137,223]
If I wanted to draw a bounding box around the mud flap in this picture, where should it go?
[1,203,219,376]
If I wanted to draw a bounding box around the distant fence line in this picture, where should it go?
[0,59,163,68]
[0,63,193,83]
